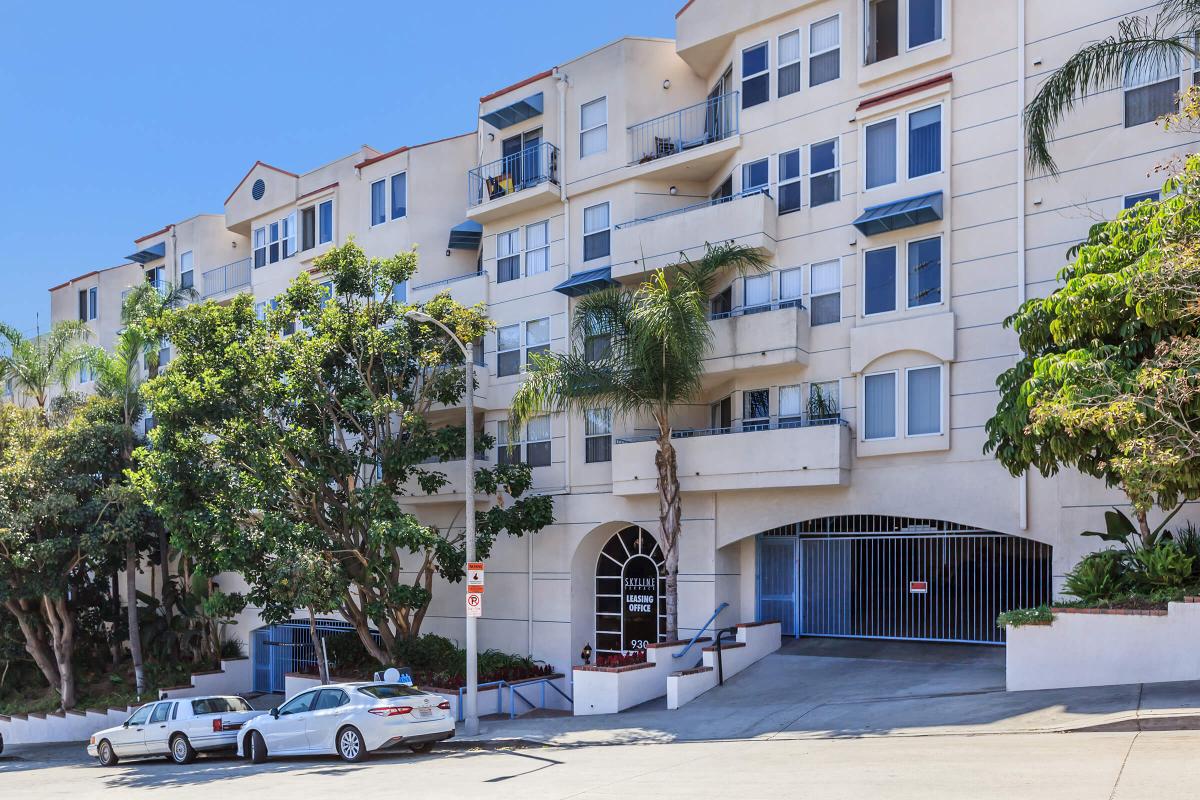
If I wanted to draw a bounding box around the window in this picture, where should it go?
[525,220,549,275]
[179,250,193,291]
[370,179,386,225]
[580,97,608,157]
[907,365,941,435]
[150,703,172,724]
[79,362,95,384]
[268,222,280,263]
[313,689,349,711]
[584,324,611,362]
[864,246,897,315]
[583,203,610,261]
[88,287,98,320]
[779,384,803,424]
[301,206,316,251]
[525,416,551,467]
[810,15,841,86]
[742,42,769,108]
[778,149,802,213]
[497,420,517,466]
[908,106,941,177]
[810,259,841,325]
[393,280,407,303]
[743,388,770,430]
[863,371,897,439]
[864,118,897,189]
[497,229,520,283]
[809,380,841,422]
[865,0,899,64]
[192,696,253,715]
[253,227,267,269]
[318,200,334,244]
[391,172,407,220]
[525,317,551,368]
[585,408,612,463]
[1124,191,1161,209]
[909,0,942,48]
[78,289,87,321]
[744,274,771,313]
[1124,53,1180,127]
[742,158,768,192]
[282,212,296,259]
[778,30,802,98]
[126,705,153,727]
[497,324,521,377]
[907,236,941,307]
[780,267,803,309]
[279,691,316,716]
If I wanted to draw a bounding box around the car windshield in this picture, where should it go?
[357,684,424,699]
[193,697,253,715]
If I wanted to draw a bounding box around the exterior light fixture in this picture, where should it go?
[669,186,678,196]
[581,643,593,665]
[662,79,671,90]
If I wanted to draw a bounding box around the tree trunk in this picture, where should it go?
[125,542,145,696]
[655,425,682,642]
[1135,508,1156,548]
[307,607,330,685]
[39,596,76,709]
[110,573,122,667]
[3,599,60,692]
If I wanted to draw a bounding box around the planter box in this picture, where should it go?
[572,638,711,716]
[1006,601,1200,691]
[158,657,252,700]
[666,621,781,709]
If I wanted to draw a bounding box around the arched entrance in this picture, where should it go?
[594,526,666,655]
[757,515,1052,644]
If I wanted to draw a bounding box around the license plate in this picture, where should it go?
[417,707,432,717]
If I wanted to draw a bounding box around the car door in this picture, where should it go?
[143,701,174,755]
[266,690,317,753]
[111,704,154,756]
[306,689,351,752]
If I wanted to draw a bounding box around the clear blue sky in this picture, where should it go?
[0,1,678,336]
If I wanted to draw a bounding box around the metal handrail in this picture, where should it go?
[507,676,572,719]
[412,270,486,292]
[709,295,802,320]
[468,142,559,209]
[617,417,847,445]
[628,91,739,165]
[614,187,772,230]
[201,257,253,299]
[673,602,729,660]
[456,679,508,721]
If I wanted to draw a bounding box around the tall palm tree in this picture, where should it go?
[0,319,91,420]
[510,243,767,641]
[1025,0,1200,174]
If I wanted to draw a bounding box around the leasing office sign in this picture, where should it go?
[622,556,660,651]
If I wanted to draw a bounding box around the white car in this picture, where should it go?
[237,682,454,763]
[88,695,262,767]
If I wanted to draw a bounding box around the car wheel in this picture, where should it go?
[408,741,433,754]
[248,731,268,764]
[170,734,197,765]
[96,740,119,767]
[337,726,367,763]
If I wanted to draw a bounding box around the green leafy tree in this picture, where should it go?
[510,243,768,640]
[135,241,553,665]
[0,319,90,420]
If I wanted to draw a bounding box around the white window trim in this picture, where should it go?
[580,97,608,158]
[524,220,550,276]
[584,408,613,461]
[906,0,947,52]
[369,179,387,227]
[862,244,899,317]
[1122,53,1186,128]
[906,102,944,179]
[808,258,841,322]
[582,202,611,262]
[777,29,802,96]
[862,369,899,441]
[253,226,267,268]
[778,149,803,213]
[497,323,522,377]
[742,41,770,104]
[862,115,900,192]
[390,171,408,220]
[809,136,840,206]
[863,0,947,63]
[780,266,804,306]
[524,316,551,370]
[807,379,842,417]
[905,234,943,310]
[318,198,335,245]
[743,273,773,312]
[904,364,944,437]
[497,228,521,283]
[809,14,841,86]
[88,287,98,320]
[742,157,769,193]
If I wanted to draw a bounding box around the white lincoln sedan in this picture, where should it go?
[88,696,262,766]
[237,682,455,763]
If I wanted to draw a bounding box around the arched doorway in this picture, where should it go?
[756,515,1052,644]
[594,526,666,655]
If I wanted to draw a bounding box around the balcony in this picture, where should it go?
[120,280,168,303]
[625,92,740,182]
[611,188,777,278]
[466,142,560,223]
[201,258,252,300]
[400,452,491,505]
[706,301,809,378]
[409,270,488,308]
[612,420,851,496]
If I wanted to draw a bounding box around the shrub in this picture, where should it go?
[1170,522,1200,576]
[1131,543,1195,588]
[595,650,647,668]
[996,605,1052,628]
[1063,550,1128,602]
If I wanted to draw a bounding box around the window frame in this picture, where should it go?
[906,103,943,179]
[390,171,408,221]
[496,323,522,377]
[743,273,772,313]
[1122,51,1183,128]
[370,179,387,226]
[497,228,521,283]
[809,14,841,86]
[300,205,317,251]
[742,388,771,430]
[524,220,550,276]
[1123,190,1161,209]
[906,234,942,309]
[253,226,267,268]
[582,202,611,262]
[863,116,899,191]
[741,41,770,109]
[580,96,608,158]
[525,316,551,369]
[88,287,98,320]
[862,369,899,441]
[778,148,802,213]
[584,408,613,463]
[808,379,842,423]
[905,364,944,437]
[179,250,194,291]
[809,137,840,207]
[809,258,842,326]
[907,0,945,51]
[863,245,898,317]
[864,0,946,65]
[742,158,769,192]
[318,199,334,245]
[777,29,803,99]
[779,266,803,309]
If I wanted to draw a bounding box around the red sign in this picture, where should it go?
[909,580,928,594]
[466,585,484,594]
[467,562,485,589]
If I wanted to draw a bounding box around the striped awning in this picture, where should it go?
[481,92,544,129]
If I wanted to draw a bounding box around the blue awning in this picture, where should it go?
[481,92,544,129]
[553,266,618,298]
[125,241,166,264]
[852,191,943,236]
[447,220,482,250]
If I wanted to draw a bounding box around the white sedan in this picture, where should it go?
[237,682,454,763]
[88,696,262,766]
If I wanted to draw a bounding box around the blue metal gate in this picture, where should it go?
[756,516,1053,645]
[251,619,383,693]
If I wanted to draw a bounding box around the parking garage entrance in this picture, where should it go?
[755,516,1052,645]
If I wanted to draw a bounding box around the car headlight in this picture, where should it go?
[89,736,95,745]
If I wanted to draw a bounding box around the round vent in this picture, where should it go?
[251,179,266,200]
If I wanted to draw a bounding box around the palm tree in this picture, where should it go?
[510,243,767,640]
[1025,0,1199,174]
[0,319,91,420]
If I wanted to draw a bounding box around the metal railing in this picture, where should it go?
[616,416,847,445]
[411,270,486,293]
[615,187,771,231]
[628,91,739,165]
[673,602,729,660]
[710,295,803,321]
[468,142,559,209]
[201,257,252,299]
[508,676,572,718]
[121,280,168,303]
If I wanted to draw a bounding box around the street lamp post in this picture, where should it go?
[405,310,479,736]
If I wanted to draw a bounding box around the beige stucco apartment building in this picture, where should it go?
[45,0,1200,687]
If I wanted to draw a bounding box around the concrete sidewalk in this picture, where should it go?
[458,641,1200,747]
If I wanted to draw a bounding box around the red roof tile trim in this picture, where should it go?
[223,160,300,206]
[676,0,696,18]
[48,270,100,292]
[480,69,554,104]
[857,73,953,111]
[296,181,339,202]
[354,132,474,170]
[134,224,173,244]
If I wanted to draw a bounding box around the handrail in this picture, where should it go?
[710,296,802,320]
[456,679,508,721]
[614,187,771,230]
[412,270,486,292]
[627,91,739,165]
[618,417,847,445]
[673,602,729,659]
[507,675,572,719]
[467,141,559,209]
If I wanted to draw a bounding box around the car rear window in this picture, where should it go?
[192,697,253,715]
[357,684,424,699]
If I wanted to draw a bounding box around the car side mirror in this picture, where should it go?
[270,707,279,719]
[122,722,129,728]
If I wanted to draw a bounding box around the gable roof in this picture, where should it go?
[224,160,300,206]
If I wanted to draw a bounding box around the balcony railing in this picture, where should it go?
[615,187,769,231]
[628,91,739,165]
[201,257,253,299]
[411,270,486,292]
[468,142,559,209]
[710,296,803,322]
[121,280,167,303]
[616,416,846,445]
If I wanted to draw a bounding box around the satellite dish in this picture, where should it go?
[383,667,401,683]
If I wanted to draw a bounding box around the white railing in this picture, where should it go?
[202,258,252,299]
